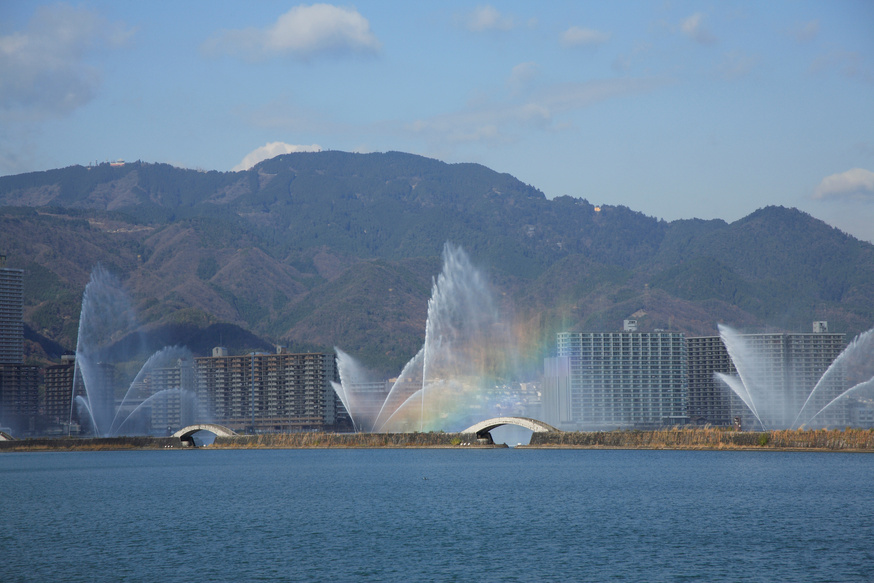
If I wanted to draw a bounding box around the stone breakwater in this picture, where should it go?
[526,428,874,451]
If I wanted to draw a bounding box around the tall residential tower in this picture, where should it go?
[0,257,24,364]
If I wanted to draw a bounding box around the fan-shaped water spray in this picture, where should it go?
[793,328,874,427]
[717,324,874,429]
[71,267,204,436]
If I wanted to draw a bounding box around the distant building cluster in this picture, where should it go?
[11,346,348,437]
[0,253,871,436]
[0,255,349,436]
[542,322,861,431]
[35,347,351,435]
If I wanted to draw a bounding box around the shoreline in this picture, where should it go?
[2,428,873,452]
[518,444,874,453]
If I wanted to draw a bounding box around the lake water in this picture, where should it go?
[1,449,872,582]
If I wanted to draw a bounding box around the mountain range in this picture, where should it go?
[2,151,872,375]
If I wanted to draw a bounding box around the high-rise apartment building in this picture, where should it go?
[0,258,36,435]
[686,336,736,426]
[783,331,846,427]
[0,261,24,365]
[195,349,348,433]
[142,357,197,434]
[44,354,78,429]
[542,355,572,428]
[686,325,846,428]
[544,331,688,430]
[0,364,39,434]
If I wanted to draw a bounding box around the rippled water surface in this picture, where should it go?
[2,449,872,582]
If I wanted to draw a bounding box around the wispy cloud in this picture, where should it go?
[507,62,540,93]
[203,4,381,61]
[560,26,611,49]
[813,168,874,200]
[680,13,716,45]
[613,42,651,72]
[233,142,322,171]
[406,77,668,146]
[0,3,133,119]
[792,20,820,44]
[240,97,345,134]
[810,50,872,81]
[716,51,759,80]
[459,5,515,32]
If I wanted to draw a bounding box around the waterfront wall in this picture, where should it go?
[0,436,182,451]
[212,432,488,448]
[4,428,874,452]
[529,428,874,450]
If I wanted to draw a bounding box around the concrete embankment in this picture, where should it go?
[0,436,183,452]
[4,429,874,452]
[211,432,499,448]
[0,432,500,451]
[526,428,874,451]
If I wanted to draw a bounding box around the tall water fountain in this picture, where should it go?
[71,267,202,436]
[717,324,874,430]
[333,243,524,433]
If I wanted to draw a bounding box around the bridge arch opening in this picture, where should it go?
[489,425,534,447]
[173,424,237,447]
[186,430,218,447]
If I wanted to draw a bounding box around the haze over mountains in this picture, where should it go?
[2,151,872,375]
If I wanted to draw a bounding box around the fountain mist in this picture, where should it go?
[71,267,203,436]
[717,324,874,429]
[333,243,524,433]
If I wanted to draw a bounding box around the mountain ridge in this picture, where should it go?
[2,151,871,375]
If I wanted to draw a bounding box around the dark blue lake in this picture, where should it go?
[2,449,872,582]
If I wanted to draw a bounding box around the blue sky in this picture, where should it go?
[2,1,872,241]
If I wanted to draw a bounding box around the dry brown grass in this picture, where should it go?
[529,427,874,450]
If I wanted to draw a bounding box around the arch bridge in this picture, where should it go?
[173,423,237,446]
[461,416,559,444]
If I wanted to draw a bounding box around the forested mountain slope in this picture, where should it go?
[2,151,871,374]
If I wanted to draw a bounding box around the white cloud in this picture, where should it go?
[813,168,874,200]
[462,6,514,32]
[233,142,322,171]
[0,3,133,118]
[560,26,611,48]
[680,13,716,45]
[204,4,381,60]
